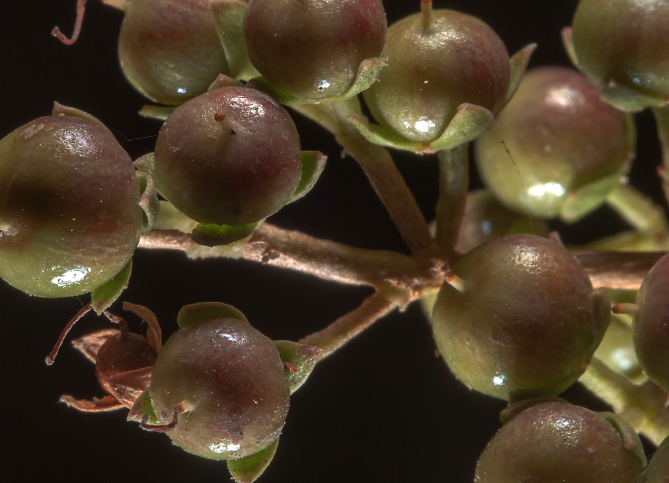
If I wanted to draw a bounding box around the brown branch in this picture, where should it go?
[573,250,664,290]
[299,292,398,360]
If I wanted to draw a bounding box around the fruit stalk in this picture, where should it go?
[435,145,469,254]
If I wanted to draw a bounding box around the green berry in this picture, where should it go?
[363,7,509,144]
[153,86,303,226]
[633,252,669,392]
[643,436,669,483]
[0,114,142,297]
[572,0,669,99]
[149,316,290,460]
[475,401,645,482]
[475,66,634,218]
[432,234,610,400]
[243,0,387,99]
[118,0,230,105]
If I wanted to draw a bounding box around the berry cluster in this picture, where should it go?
[5,0,669,482]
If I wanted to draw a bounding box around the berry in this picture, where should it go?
[643,435,669,483]
[432,234,610,400]
[153,86,303,226]
[571,0,669,101]
[0,113,142,297]
[148,315,290,460]
[633,252,669,392]
[118,0,230,105]
[475,66,635,219]
[474,400,646,482]
[363,6,509,144]
[244,0,387,99]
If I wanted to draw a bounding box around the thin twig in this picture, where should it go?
[299,292,398,359]
[435,145,469,254]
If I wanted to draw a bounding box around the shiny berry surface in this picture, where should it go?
[475,66,634,218]
[433,234,610,400]
[0,115,142,297]
[634,252,669,392]
[475,401,644,482]
[153,86,302,226]
[363,8,509,143]
[572,0,669,98]
[118,0,230,105]
[244,0,387,99]
[149,316,290,460]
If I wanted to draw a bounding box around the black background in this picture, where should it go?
[1,1,664,482]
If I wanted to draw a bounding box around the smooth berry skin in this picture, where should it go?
[153,87,302,226]
[119,0,230,105]
[643,436,669,483]
[475,402,644,483]
[572,0,669,98]
[149,317,290,460]
[0,116,142,297]
[363,9,509,144]
[475,67,634,219]
[433,235,609,400]
[634,253,669,392]
[244,0,387,99]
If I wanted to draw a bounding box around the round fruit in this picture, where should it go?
[149,316,290,460]
[118,0,230,105]
[633,252,669,392]
[363,7,509,144]
[475,66,634,218]
[432,234,610,400]
[643,435,669,483]
[475,401,645,482]
[0,115,142,297]
[572,0,669,99]
[244,0,387,99]
[153,86,303,226]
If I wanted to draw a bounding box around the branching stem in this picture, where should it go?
[579,358,669,445]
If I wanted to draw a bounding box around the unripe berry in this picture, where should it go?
[475,401,646,482]
[572,0,669,100]
[433,234,610,400]
[475,67,634,219]
[0,114,142,297]
[633,252,669,392]
[363,6,509,144]
[149,316,290,460]
[153,86,303,226]
[643,436,669,483]
[118,0,230,105]
[243,0,387,99]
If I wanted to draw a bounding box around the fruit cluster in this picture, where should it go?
[5,0,669,482]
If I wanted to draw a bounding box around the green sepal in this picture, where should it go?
[210,0,259,81]
[273,340,322,394]
[599,412,647,469]
[191,220,259,247]
[135,171,160,232]
[247,56,387,106]
[559,174,624,223]
[127,387,159,425]
[52,102,113,134]
[584,230,669,251]
[289,151,327,203]
[348,114,427,152]
[429,103,495,152]
[138,105,177,121]
[90,258,132,315]
[599,81,668,113]
[153,200,199,233]
[177,302,249,329]
[504,43,537,108]
[349,103,494,154]
[561,27,579,69]
[227,437,279,483]
[208,73,245,91]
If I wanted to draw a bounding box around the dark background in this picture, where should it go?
[1,1,664,482]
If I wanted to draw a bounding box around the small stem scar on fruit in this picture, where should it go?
[140,404,184,433]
